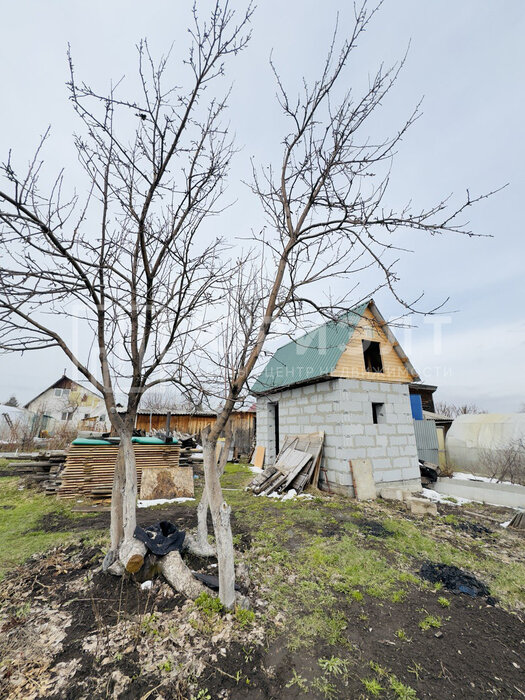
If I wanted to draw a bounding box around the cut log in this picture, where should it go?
[183,531,216,558]
[119,538,147,574]
[160,550,208,599]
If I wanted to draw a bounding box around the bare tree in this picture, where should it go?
[0,1,499,609]
[0,3,253,587]
[192,1,499,606]
[479,438,525,485]
[139,389,181,412]
[435,401,487,418]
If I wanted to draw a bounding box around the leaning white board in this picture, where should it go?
[349,458,376,500]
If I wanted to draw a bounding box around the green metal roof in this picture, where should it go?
[251,302,369,394]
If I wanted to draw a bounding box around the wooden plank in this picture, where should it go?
[251,445,265,469]
[278,452,313,491]
[274,447,309,475]
[249,431,324,496]
[250,466,277,493]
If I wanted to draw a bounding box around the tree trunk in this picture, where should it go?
[160,550,208,599]
[196,488,212,553]
[103,429,146,574]
[202,437,236,608]
[109,438,125,554]
[196,427,233,553]
[117,432,146,571]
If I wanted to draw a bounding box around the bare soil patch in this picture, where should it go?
[1,477,524,699]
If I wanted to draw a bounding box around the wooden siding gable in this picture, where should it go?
[332,307,415,383]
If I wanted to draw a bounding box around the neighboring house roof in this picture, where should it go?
[423,410,453,423]
[0,404,31,419]
[251,299,419,395]
[24,374,102,409]
[409,382,438,393]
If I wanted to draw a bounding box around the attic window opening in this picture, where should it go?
[372,402,385,425]
[362,340,383,373]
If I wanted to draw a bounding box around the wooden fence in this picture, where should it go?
[133,411,255,455]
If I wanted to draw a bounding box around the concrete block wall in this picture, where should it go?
[337,378,420,492]
[255,377,420,495]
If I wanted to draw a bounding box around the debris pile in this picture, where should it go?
[419,562,496,604]
[419,459,440,486]
[508,511,525,530]
[248,432,324,497]
[176,433,204,474]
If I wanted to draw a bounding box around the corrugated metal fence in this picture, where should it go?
[413,419,439,464]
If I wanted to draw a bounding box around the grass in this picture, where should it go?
[366,662,418,699]
[389,676,418,699]
[418,614,442,631]
[361,678,383,696]
[0,460,244,582]
[216,462,525,654]
[0,458,11,472]
[194,591,224,617]
[0,460,524,698]
[395,628,411,642]
[0,476,106,580]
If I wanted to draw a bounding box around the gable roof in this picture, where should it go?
[251,300,419,395]
[24,374,102,409]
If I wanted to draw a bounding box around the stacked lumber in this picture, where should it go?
[56,443,182,501]
[4,451,67,489]
[248,432,324,496]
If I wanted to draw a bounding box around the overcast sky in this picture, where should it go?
[0,1,523,412]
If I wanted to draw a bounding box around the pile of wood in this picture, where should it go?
[56,443,183,501]
[2,451,67,491]
[248,432,324,497]
[175,435,204,475]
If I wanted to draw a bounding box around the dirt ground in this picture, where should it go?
[1,469,524,699]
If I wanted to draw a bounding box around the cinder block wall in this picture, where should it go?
[255,378,420,495]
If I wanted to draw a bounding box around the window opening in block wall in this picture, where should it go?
[362,340,383,373]
[372,402,385,424]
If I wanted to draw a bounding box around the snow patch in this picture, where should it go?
[258,489,314,501]
[452,472,518,487]
[137,497,195,508]
[421,488,473,506]
[422,487,523,511]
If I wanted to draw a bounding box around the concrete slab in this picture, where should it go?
[408,497,438,516]
[349,458,376,500]
[379,487,404,501]
[433,477,525,509]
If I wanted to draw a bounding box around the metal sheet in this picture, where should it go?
[413,419,439,464]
